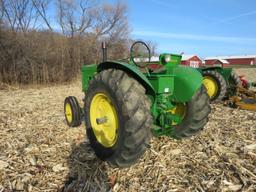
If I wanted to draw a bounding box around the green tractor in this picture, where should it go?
[198,67,241,102]
[64,41,211,168]
[199,66,256,111]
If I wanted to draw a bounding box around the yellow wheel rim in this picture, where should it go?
[169,103,186,125]
[90,93,118,147]
[65,102,73,123]
[203,76,218,98]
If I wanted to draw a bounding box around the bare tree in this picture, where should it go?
[32,0,52,31]
[1,0,17,31]
[146,41,157,56]
[56,0,64,34]
[94,2,129,40]
[0,0,131,84]
[56,0,96,37]
[56,0,129,39]
[0,0,3,24]
[1,0,38,32]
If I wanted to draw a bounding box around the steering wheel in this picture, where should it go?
[130,41,151,68]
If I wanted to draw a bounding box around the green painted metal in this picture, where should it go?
[150,94,175,137]
[172,65,202,102]
[150,93,185,138]
[147,65,202,102]
[159,53,181,73]
[147,54,203,137]
[81,64,97,91]
[147,74,174,93]
[148,65,202,137]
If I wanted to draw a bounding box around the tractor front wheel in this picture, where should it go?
[64,96,82,127]
[172,86,211,138]
[84,69,152,168]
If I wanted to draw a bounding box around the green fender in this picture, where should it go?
[97,61,156,99]
[171,65,203,102]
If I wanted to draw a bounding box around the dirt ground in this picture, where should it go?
[0,68,256,192]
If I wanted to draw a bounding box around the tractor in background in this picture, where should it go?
[198,67,240,102]
[64,41,211,168]
[145,54,256,111]
[197,67,256,111]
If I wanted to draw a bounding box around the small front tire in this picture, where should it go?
[64,96,82,127]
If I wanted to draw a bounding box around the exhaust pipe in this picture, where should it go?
[102,42,107,62]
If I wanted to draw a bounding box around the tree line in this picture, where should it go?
[0,0,131,84]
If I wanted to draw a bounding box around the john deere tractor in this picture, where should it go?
[64,41,211,168]
[198,67,241,102]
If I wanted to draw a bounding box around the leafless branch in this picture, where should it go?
[56,0,65,34]
[1,0,38,32]
[56,0,98,37]
[94,2,128,39]
[32,0,52,31]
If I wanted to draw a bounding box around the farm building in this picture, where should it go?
[181,55,203,68]
[209,59,230,67]
[205,55,256,66]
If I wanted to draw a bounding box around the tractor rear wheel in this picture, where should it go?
[202,70,227,102]
[230,71,241,86]
[228,71,242,96]
[84,69,152,168]
[172,86,211,139]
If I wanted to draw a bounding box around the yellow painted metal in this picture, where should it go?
[236,102,256,111]
[229,96,256,112]
[65,102,73,123]
[203,76,218,98]
[169,103,186,125]
[90,93,118,147]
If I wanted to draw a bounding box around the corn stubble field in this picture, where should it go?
[0,68,256,192]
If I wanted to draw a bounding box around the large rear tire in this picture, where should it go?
[84,69,152,168]
[228,71,242,97]
[202,70,227,102]
[173,86,211,139]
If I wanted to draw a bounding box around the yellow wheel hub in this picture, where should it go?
[169,103,186,125]
[203,76,218,98]
[65,103,73,123]
[90,93,118,147]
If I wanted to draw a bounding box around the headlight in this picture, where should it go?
[164,55,171,63]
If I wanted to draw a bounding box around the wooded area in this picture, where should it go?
[0,0,131,84]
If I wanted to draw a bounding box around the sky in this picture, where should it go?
[46,0,256,58]
[123,0,256,57]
